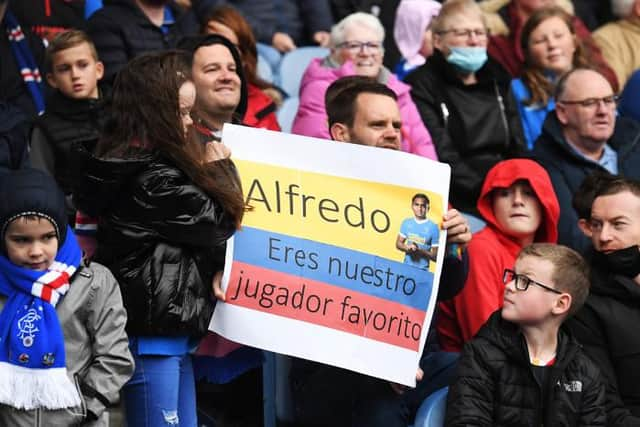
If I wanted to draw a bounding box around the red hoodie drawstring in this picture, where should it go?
[45,0,51,17]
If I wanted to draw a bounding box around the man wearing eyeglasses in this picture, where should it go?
[533,67,640,253]
[565,177,640,425]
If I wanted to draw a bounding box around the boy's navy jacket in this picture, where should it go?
[446,310,606,427]
[0,102,30,171]
[31,89,108,195]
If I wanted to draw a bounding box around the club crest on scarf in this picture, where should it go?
[17,305,41,348]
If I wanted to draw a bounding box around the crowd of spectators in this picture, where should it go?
[1,0,640,426]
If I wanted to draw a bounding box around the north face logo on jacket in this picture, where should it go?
[558,380,583,392]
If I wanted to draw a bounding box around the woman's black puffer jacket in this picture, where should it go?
[72,142,236,337]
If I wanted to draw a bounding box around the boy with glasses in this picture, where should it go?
[446,243,606,426]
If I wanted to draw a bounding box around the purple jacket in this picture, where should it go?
[291,58,438,160]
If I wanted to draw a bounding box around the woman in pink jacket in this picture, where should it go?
[291,12,438,160]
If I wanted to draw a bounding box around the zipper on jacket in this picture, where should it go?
[493,80,510,148]
[440,102,449,127]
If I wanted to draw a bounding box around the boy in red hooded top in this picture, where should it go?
[438,159,560,352]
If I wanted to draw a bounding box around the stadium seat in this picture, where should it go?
[462,212,486,234]
[277,47,330,97]
[413,387,448,427]
[263,352,295,427]
[277,97,300,134]
[257,53,274,84]
[85,0,103,18]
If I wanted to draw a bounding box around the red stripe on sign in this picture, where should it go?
[225,261,426,351]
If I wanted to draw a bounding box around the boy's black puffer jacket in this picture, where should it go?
[446,311,606,427]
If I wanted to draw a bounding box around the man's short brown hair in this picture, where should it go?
[326,77,397,130]
[45,29,99,72]
[593,176,640,201]
[518,243,590,317]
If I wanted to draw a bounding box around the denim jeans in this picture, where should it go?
[292,351,460,427]
[123,353,197,427]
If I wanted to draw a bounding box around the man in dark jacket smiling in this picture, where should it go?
[566,177,640,426]
[533,68,640,253]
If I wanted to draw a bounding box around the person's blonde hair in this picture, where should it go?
[518,243,590,317]
[432,0,487,34]
[45,29,99,72]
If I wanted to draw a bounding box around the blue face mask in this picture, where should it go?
[446,46,487,73]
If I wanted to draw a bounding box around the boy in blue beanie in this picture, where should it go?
[0,168,133,425]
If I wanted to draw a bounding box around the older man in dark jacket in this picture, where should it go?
[533,68,640,253]
[565,177,640,426]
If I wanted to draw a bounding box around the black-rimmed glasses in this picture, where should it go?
[337,41,382,53]
[503,269,563,294]
[557,95,619,109]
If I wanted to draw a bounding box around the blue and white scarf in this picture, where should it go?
[4,11,45,115]
[0,227,81,410]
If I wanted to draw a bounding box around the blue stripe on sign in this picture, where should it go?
[232,227,434,310]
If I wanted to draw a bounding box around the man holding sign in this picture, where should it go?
[287,78,471,427]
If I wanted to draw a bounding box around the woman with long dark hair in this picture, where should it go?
[72,50,245,426]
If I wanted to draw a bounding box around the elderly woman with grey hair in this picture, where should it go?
[291,12,438,160]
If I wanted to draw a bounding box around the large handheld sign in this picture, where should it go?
[211,124,450,386]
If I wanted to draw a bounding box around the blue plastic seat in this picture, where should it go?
[263,352,295,427]
[462,212,486,234]
[277,97,300,134]
[413,386,448,427]
[257,53,274,84]
[277,47,330,97]
[85,0,103,18]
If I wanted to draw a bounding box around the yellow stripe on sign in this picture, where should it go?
[236,159,444,262]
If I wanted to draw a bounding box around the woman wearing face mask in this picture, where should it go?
[405,0,525,216]
[512,7,591,150]
[292,12,438,160]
